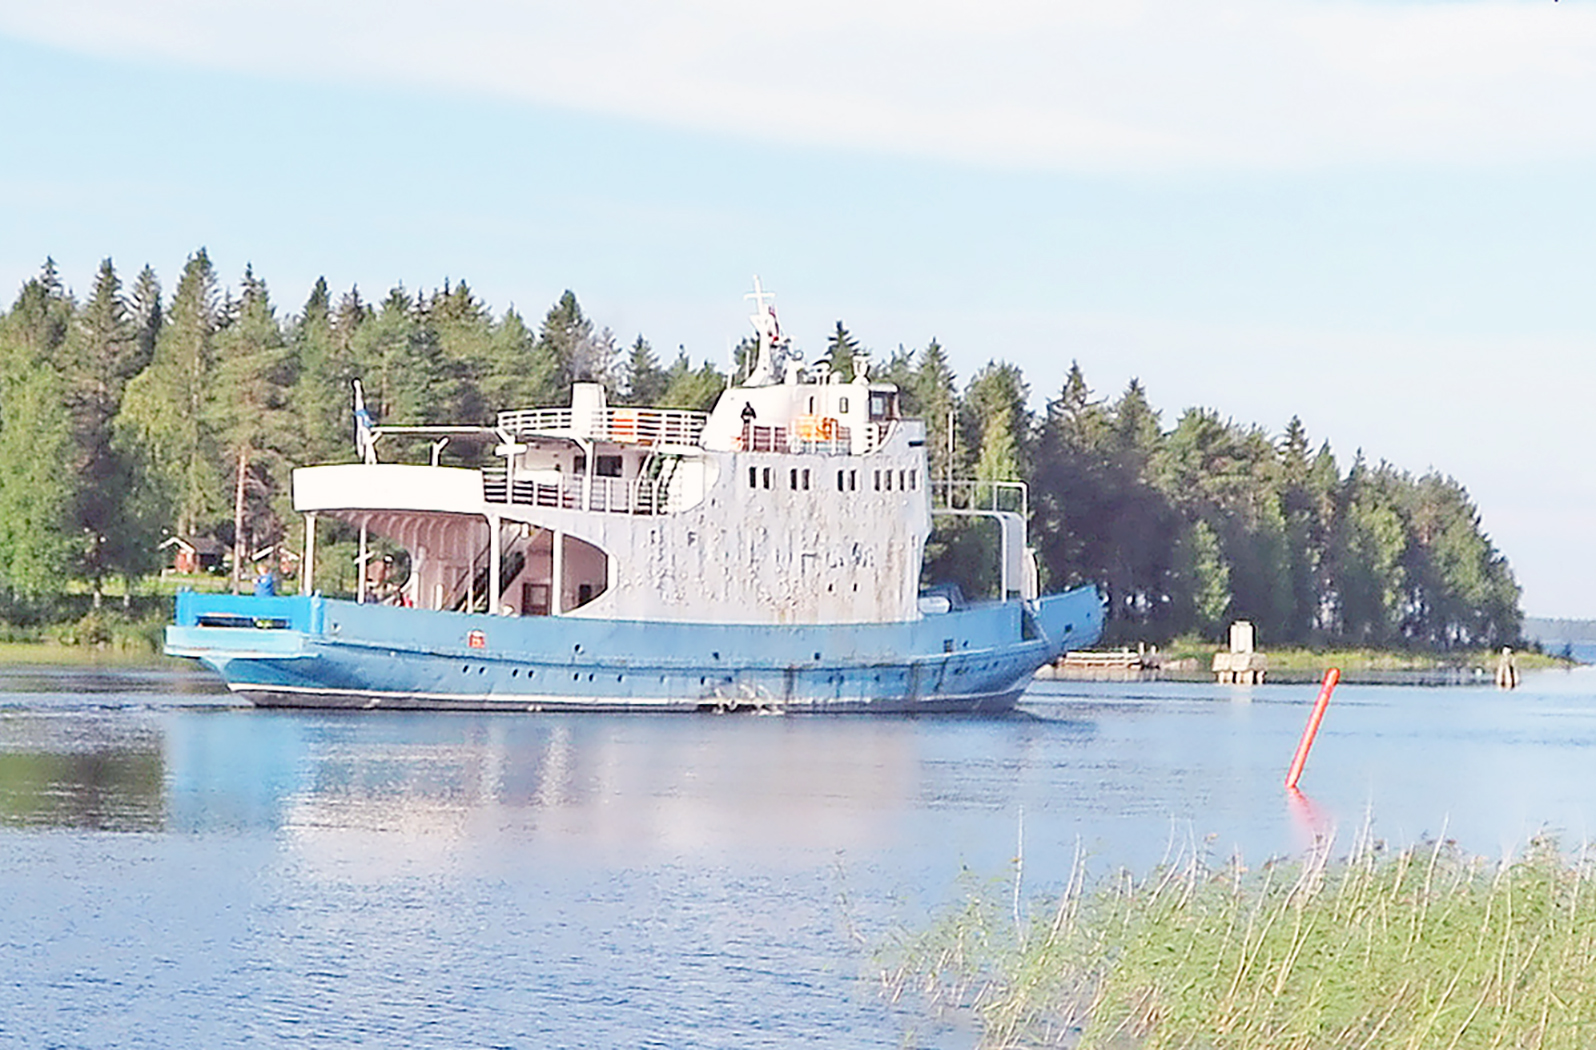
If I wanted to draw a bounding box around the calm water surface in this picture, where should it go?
[6,665,1596,1048]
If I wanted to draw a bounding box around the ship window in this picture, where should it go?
[849,470,857,491]
[836,469,844,490]
[885,471,893,491]
[909,470,917,490]
[790,467,798,489]
[574,454,587,474]
[749,466,758,487]
[873,470,881,491]
[898,469,906,490]
[839,396,850,414]
[807,396,815,413]
[870,393,890,419]
[762,467,772,489]
[802,468,810,490]
[595,455,622,478]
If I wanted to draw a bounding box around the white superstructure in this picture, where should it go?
[293,281,971,627]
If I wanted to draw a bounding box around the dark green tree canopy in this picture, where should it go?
[0,258,1523,646]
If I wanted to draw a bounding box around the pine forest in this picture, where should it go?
[0,255,1521,650]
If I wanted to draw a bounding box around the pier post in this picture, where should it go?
[1496,647,1520,689]
[357,520,369,604]
[301,513,317,596]
[552,529,565,615]
[488,513,503,615]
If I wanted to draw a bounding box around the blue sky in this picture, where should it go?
[2,1,1593,617]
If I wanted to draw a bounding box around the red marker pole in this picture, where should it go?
[1285,668,1340,790]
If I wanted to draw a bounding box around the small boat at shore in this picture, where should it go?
[166,282,1103,712]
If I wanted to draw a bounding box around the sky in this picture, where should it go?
[1,0,1593,617]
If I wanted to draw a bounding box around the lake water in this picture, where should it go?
[7,665,1596,1048]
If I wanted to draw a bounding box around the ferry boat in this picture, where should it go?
[166,283,1104,712]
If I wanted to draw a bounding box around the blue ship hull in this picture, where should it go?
[166,586,1104,713]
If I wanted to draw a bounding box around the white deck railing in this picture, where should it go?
[496,406,709,448]
[483,469,669,515]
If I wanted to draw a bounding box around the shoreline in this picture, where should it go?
[0,641,186,669]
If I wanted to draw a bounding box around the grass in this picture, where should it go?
[883,834,1596,1048]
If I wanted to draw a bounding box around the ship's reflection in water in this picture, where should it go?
[166,712,946,876]
[2,696,1104,1049]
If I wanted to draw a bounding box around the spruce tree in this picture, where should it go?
[120,249,223,539]
[910,340,958,488]
[211,266,295,591]
[823,322,859,382]
[289,277,354,465]
[353,286,451,426]
[621,335,667,405]
[65,259,151,602]
[536,291,615,396]
[0,263,78,608]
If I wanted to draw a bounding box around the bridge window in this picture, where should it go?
[595,455,622,478]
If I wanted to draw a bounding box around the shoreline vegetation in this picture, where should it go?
[1159,640,1573,680]
[884,835,1596,1049]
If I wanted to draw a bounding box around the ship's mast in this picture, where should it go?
[743,276,786,386]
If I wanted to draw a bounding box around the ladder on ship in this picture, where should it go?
[638,452,682,514]
[449,532,531,613]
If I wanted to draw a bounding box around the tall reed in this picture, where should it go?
[882,835,1596,1048]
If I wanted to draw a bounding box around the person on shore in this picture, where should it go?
[253,562,277,597]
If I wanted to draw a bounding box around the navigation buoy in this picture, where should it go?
[1285,668,1340,790]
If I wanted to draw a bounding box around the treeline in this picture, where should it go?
[876,353,1521,649]
[0,254,1520,649]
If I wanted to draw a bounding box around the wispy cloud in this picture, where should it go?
[4,1,1594,171]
